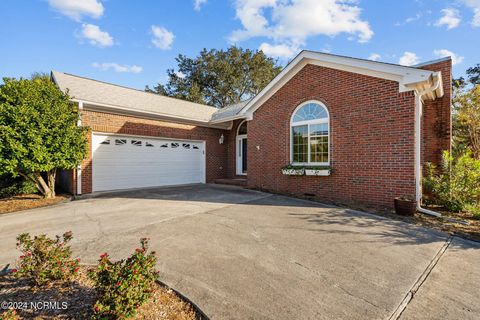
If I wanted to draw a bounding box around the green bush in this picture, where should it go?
[424,151,480,213]
[0,309,19,320]
[13,231,80,286]
[0,173,37,198]
[88,238,159,319]
[464,203,480,219]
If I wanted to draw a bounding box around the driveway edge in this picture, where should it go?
[387,235,453,320]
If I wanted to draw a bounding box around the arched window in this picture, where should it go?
[291,101,330,165]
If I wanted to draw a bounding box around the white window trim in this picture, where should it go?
[290,100,330,166]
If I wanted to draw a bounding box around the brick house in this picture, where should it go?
[53,51,451,211]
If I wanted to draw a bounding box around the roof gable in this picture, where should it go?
[239,51,442,119]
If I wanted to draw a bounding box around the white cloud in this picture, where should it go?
[151,25,174,50]
[92,62,143,73]
[433,49,464,65]
[395,12,423,26]
[194,0,207,11]
[435,8,461,29]
[79,24,113,47]
[229,0,373,49]
[48,0,104,21]
[399,52,420,66]
[368,53,381,61]
[259,42,298,58]
[460,0,480,26]
[175,71,186,79]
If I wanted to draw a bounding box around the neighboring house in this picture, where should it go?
[52,50,451,211]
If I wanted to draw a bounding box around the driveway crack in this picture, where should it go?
[386,235,453,320]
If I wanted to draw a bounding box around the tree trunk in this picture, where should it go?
[47,169,56,198]
[20,172,55,198]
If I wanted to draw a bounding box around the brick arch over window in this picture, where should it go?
[290,100,330,165]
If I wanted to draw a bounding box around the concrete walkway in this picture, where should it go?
[0,185,478,319]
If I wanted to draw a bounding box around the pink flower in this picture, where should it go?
[11,268,17,273]
[76,258,81,262]
[116,281,121,287]
[27,251,31,256]
[100,253,108,259]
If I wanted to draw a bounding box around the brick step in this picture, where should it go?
[214,178,247,187]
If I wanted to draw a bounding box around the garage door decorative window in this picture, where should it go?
[291,101,330,165]
[131,140,142,146]
[115,139,127,145]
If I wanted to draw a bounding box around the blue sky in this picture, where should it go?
[1,0,479,89]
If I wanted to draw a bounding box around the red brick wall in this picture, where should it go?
[79,110,229,194]
[418,59,452,166]
[247,64,418,211]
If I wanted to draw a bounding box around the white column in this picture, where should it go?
[76,101,83,195]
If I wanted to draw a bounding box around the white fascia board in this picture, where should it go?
[73,99,230,130]
[240,51,436,117]
[209,114,248,124]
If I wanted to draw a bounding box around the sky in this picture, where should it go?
[0,0,479,90]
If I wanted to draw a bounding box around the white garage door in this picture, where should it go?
[92,134,206,192]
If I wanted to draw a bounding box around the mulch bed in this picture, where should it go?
[0,267,198,320]
[415,206,480,242]
[353,205,480,242]
[0,195,70,215]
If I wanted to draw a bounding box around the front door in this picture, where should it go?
[236,135,247,175]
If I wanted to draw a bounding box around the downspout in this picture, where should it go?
[414,75,442,217]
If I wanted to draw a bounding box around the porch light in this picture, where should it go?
[219,134,224,144]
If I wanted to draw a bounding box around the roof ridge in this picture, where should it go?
[300,50,438,70]
[51,71,219,111]
[413,56,451,68]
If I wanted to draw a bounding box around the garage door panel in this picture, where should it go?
[92,134,205,192]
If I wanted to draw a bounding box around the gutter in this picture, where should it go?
[209,114,247,124]
[414,73,442,217]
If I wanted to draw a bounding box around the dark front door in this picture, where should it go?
[241,138,247,173]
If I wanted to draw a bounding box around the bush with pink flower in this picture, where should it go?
[88,238,159,319]
[13,231,80,286]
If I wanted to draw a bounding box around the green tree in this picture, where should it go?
[146,46,282,108]
[453,84,480,159]
[0,77,88,198]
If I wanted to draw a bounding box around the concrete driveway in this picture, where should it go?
[0,184,478,319]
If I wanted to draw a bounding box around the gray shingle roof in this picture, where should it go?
[52,71,220,123]
[210,99,251,122]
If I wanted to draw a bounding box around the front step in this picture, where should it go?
[214,178,247,187]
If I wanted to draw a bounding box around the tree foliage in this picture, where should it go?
[0,77,88,198]
[453,84,480,158]
[146,46,282,108]
[424,151,480,216]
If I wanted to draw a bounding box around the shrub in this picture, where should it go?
[0,309,20,320]
[464,203,480,219]
[88,238,159,319]
[424,151,480,212]
[13,231,80,286]
[0,173,37,199]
